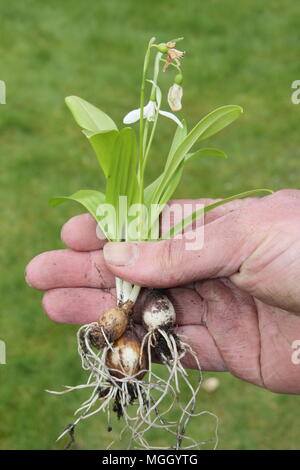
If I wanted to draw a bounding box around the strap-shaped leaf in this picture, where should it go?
[162,189,273,239]
[165,105,242,180]
[145,148,227,207]
[105,128,138,207]
[89,130,119,178]
[50,189,105,223]
[105,127,139,240]
[185,147,227,163]
[165,119,187,169]
[195,105,243,142]
[144,174,162,206]
[65,96,118,135]
[146,161,185,237]
[144,121,187,205]
[147,105,242,207]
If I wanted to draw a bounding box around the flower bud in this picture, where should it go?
[174,73,183,85]
[167,83,183,112]
[156,43,168,53]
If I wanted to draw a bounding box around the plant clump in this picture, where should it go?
[47,35,271,449]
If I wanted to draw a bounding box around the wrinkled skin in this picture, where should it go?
[25,190,300,394]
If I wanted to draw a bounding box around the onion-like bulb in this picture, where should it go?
[89,303,132,350]
[142,290,176,331]
[106,330,147,380]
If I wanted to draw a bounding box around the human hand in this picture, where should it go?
[25,190,300,394]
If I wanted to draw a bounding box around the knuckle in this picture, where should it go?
[271,189,300,200]
[158,238,186,286]
[262,190,300,212]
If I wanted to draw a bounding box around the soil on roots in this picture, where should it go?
[112,382,142,419]
[155,324,183,362]
[79,328,89,355]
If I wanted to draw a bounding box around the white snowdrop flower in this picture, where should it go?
[123,100,183,127]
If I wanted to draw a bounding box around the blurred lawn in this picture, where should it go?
[1,0,300,450]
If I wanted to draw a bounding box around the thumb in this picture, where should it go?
[102,209,262,288]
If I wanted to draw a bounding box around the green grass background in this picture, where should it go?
[1,0,300,450]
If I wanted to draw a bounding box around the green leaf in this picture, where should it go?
[185,147,227,163]
[145,148,227,208]
[165,119,187,168]
[196,105,243,142]
[145,147,227,215]
[144,122,186,206]
[105,127,139,240]
[165,105,242,179]
[105,128,138,207]
[145,162,183,234]
[144,174,162,206]
[65,96,118,135]
[50,189,105,222]
[148,105,242,208]
[147,162,186,238]
[50,189,113,241]
[89,130,119,178]
[82,129,95,138]
[161,189,273,239]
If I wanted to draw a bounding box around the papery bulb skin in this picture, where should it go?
[88,306,129,350]
[106,330,147,380]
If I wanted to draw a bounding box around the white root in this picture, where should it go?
[140,325,219,450]
[48,320,180,449]
[47,289,218,450]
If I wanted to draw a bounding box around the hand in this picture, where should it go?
[25,190,300,394]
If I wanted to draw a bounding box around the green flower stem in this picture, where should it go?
[122,41,159,299]
[138,37,156,200]
[143,119,149,155]
[142,52,162,175]
[136,38,156,244]
[142,111,159,175]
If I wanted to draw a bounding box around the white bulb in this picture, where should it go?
[142,291,176,330]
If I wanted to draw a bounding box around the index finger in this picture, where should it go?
[61,198,256,251]
[61,213,105,251]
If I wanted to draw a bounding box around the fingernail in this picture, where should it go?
[24,267,33,287]
[103,242,139,266]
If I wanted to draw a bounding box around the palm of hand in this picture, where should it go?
[173,279,300,394]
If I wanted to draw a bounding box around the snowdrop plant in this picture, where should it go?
[49,37,271,449]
